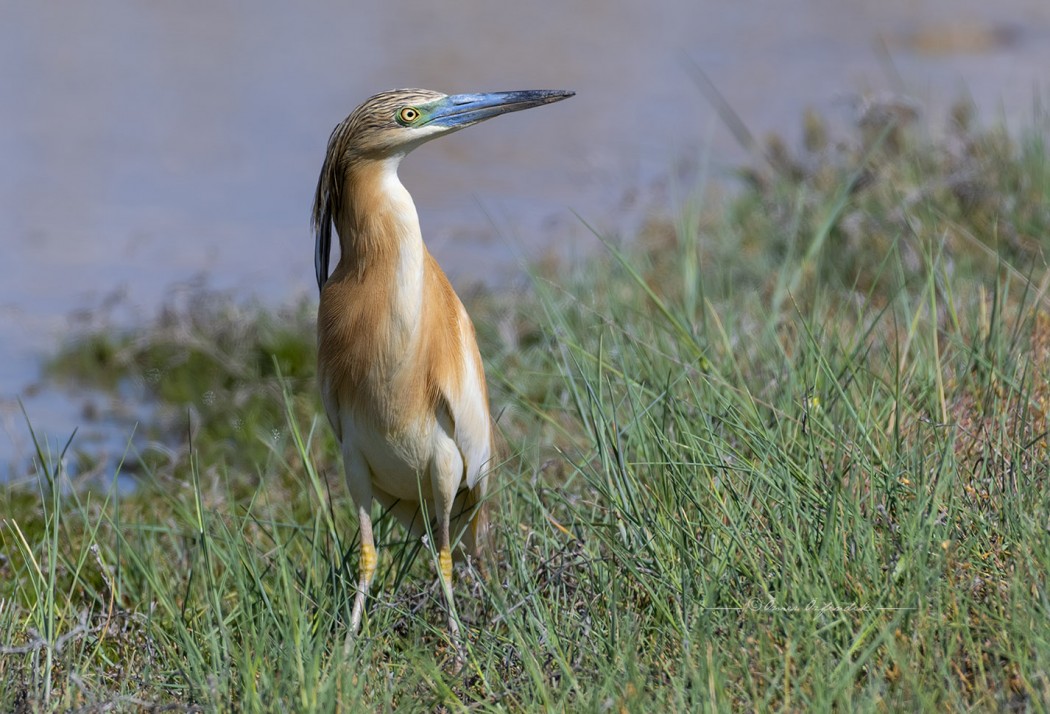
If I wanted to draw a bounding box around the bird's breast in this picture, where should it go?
[318,285,426,424]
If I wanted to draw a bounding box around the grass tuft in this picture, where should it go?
[4,104,1050,710]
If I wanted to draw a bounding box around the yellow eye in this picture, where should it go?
[397,107,420,124]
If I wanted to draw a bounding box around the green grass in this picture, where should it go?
[3,104,1050,711]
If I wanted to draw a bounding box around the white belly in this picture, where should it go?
[340,407,464,503]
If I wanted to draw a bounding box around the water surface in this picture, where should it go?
[2,0,1048,472]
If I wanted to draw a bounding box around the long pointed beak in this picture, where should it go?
[427,90,574,129]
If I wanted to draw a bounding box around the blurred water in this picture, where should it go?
[2,0,1049,475]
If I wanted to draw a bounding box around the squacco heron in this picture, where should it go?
[312,88,574,637]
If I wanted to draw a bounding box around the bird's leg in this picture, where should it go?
[343,451,377,643]
[430,472,461,644]
[434,511,459,640]
[349,501,377,635]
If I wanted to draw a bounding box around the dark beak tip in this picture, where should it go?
[539,89,575,104]
[510,89,574,100]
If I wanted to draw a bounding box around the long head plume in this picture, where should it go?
[311,88,575,292]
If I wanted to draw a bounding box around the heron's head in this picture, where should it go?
[313,87,574,290]
[325,88,575,160]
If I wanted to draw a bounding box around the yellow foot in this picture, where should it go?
[439,546,453,588]
[360,541,377,582]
